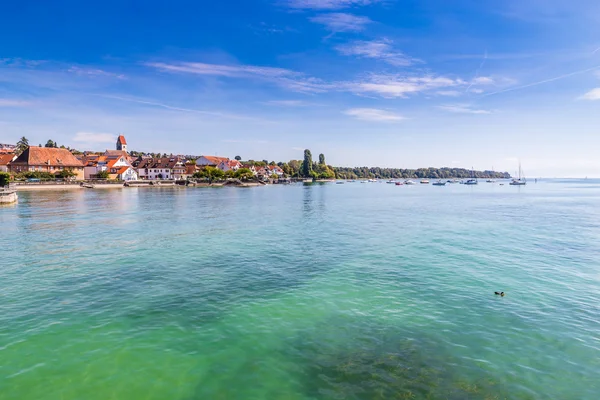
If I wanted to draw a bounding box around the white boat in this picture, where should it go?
[464,167,478,185]
[510,162,527,186]
[368,179,377,183]
[432,180,446,186]
[420,179,430,184]
[404,180,416,185]
[486,179,495,183]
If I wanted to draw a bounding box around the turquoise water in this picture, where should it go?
[1,181,599,399]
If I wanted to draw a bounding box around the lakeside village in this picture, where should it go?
[0,135,512,194]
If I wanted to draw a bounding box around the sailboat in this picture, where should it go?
[464,167,478,185]
[486,166,496,183]
[510,162,526,186]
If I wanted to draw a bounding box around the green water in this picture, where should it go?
[1,181,599,399]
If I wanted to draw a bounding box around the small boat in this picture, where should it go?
[368,179,377,183]
[404,180,416,185]
[386,180,395,184]
[464,167,478,185]
[447,179,458,184]
[395,182,403,186]
[81,183,95,189]
[360,180,368,183]
[432,180,446,186]
[486,179,496,183]
[509,162,527,186]
[336,181,345,184]
[420,179,430,184]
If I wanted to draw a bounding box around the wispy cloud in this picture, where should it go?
[285,0,380,10]
[147,61,330,93]
[344,108,405,122]
[470,88,484,94]
[581,88,600,100]
[336,39,421,66]
[73,132,116,143]
[484,65,600,97]
[0,99,31,107]
[436,90,462,97]
[310,13,371,32]
[438,104,492,114]
[346,74,465,98]
[68,66,126,80]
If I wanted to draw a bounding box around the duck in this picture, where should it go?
[494,291,505,297]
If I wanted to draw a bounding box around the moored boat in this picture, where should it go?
[510,162,527,185]
[432,180,446,186]
[404,180,416,185]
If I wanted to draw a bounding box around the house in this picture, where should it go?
[136,157,185,180]
[0,153,16,172]
[196,155,230,167]
[0,144,16,154]
[79,153,138,181]
[241,164,258,176]
[9,147,85,179]
[268,165,285,177]
[217,159,242,172]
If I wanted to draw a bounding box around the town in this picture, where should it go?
[0,136,510,188]
[1,135,288,185]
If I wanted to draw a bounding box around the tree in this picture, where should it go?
[194,166,224,183]
[234,168,254,181]
[235,155,242,161]
[45,140,56,148]
[302,149,313,177]
[16,137,29,155]
[224,170,235,179]
[95,170,110,179]
[57,169,77,180]
[0,171,10,187]
[319,153,326,165]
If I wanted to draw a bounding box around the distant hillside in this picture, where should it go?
[332,167,511,180]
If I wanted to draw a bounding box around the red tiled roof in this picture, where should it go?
[0,153,15,165]
[117,167,129,175]
[201,156,229,165]
[117,135,127,145]
[11,147,84,167]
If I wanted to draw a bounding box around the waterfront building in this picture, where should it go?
[0,153,16,172]
[9,147,85,179]
[137,157,185,180]
[196,155,230,167]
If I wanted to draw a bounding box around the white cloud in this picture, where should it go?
[472,76,495,85]
[0,99,30,107]
[68,66,125,80]
[73,132,116,143]
[147,61,330,93]
[438,104,492,114]
[336,39,421,66]
[343,108,405,122]
[286,0,380,9]
[436,90,462,97]
[470,88,484,94]
[309,13,371,32]
[347,74,465,98]
[581,88,600,100]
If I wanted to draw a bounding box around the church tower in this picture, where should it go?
[116,135,127,152]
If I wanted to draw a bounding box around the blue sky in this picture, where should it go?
[1,0,600,176]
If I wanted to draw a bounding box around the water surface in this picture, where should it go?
[1,181,599,399]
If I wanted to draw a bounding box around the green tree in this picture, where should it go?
[224,170,235,179]
[45,140,56,148]
[319,153,326,165]
[302,149,313,177]
[234,168,254,181]
[57,169,77,180]
[0,171,10,187]
[16,137,29,155]
[95,170,110,179]
[235,155,242,161]
[194,166,224,183]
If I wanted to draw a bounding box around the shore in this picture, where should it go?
[14,181,265,191]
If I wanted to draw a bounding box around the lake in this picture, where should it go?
[1,180,599,399]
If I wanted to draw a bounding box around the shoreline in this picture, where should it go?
[14,181,265,191]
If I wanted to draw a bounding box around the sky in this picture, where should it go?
[1,0,600,177]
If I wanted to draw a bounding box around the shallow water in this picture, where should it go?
[1,181,599,399]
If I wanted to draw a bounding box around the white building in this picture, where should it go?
[137,157,184,180]
[196,155,230,167]
[217,159,242,172]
